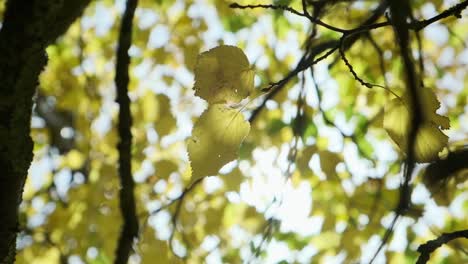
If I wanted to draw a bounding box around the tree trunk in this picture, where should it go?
[0,1,91,262]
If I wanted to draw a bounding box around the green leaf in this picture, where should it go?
[266,118,287,135]
[221,15,256,32]
[188,104,250,181]
[303,120,318,139]
[356,135,374,158]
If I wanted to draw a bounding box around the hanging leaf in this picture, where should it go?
[383,88,449,163]
[187,104,250,181]
[193,45,254,104]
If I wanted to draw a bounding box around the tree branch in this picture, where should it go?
[148,177,204,259]
[249,40,339,123]
[114,0,139,263]
[230,2,347,33]
[248,1,389,123]
[338,35,385,89]
[416,229,468,264]
[369,1,423,262]
[412,0,468,31]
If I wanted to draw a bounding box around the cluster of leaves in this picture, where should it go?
[11,0,468,263]
[188,45,254,181]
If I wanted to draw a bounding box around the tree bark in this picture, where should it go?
[0,1,91,262]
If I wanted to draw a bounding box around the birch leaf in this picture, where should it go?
[188,104,250,181]
[193,45,254,104]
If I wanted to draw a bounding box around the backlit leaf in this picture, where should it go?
[188,104,250,181]
[193,45,254,104]
[383,88,449,163]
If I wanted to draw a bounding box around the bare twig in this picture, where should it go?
[368,214,400,264]
[248,218,278,263]
[365,33,389,88]
[150,177,204,216]
[143,177,204,259]
[249,40,339,123]
[412,0,468,31]
[328,1,389,68]
[338,36,385,89]
[249,2,391,123]
[310,68,375,162]
[230,2,347,33]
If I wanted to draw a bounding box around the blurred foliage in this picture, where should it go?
[6,0,467,263]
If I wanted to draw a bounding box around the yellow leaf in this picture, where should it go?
[319,150,341,177]
[222,167,244,191]
[187,104,250,181]
[21,247,60,264]
[142,90,159,123]
[64,149,85,169]
[139,228,180,264]
[154,159,178,180]
[310,231,340,250]
[193,45,254,104]
[414,123,449,162]
[205,207,225,234]
[154,94,176,136]
[383,88,449,163]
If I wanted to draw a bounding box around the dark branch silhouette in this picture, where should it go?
[416,229,468,264]
[412,0,468,31]
[114,0,139,263]
[230,2,348,33]
[247,1,390,123]
[142,177,205,259]
[369,1,422,262]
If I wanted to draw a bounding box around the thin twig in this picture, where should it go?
[365,33,389,88]
[310,68,376,162]
[149,177,204,216]
[248,1,391,123]
[411,0,468,31]
[368,214,400,264]
[338,36,385,89]
[249,41,339,123]
[153,177,205,258]
[229,2,347,33]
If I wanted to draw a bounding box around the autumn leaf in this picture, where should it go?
[187,104,250,181]
[383,88,449,163]
[154,94,176,136]
[319,150,341,177]
[193,45,254,104]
